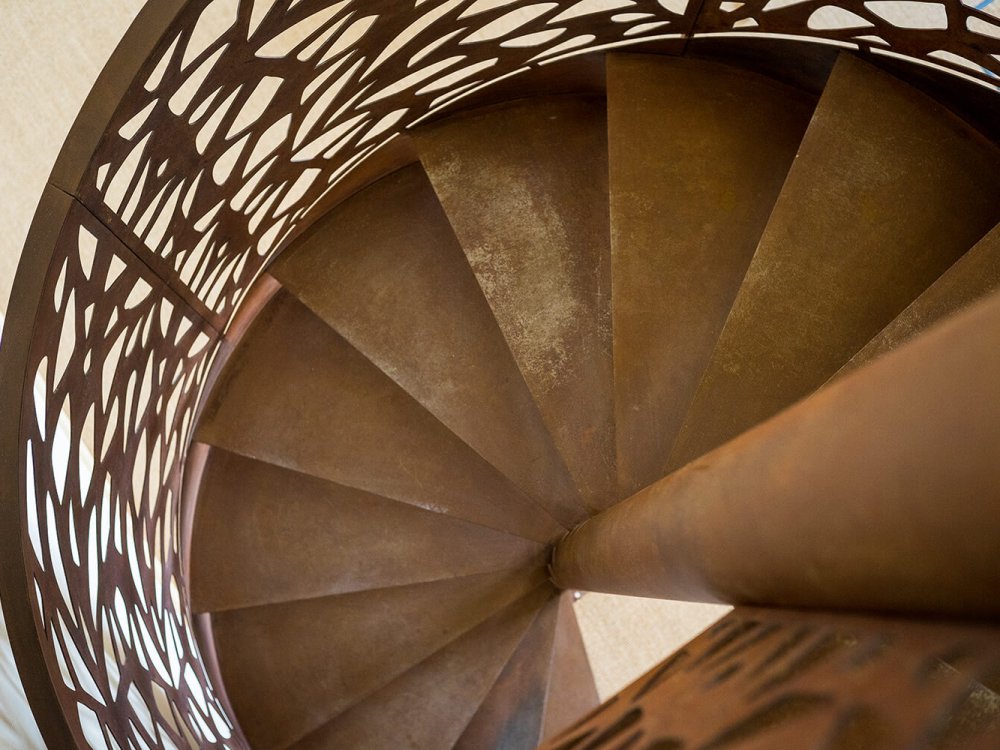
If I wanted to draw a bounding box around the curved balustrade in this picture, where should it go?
[1,1,999,748]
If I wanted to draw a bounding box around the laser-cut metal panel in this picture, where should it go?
[63,0,1000,340]
[542,607,1000,750]
[694,0,1000,83]
[76,0,701,328]
[5,1,1000,748]
[17,198,242,749]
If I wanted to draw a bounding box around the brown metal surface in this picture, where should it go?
[542,593,601,742]
[693,1,1000,84]
[196,290,563,544]
[608,54,815,497]
[541,606,1000,750]
[290,584,556,750]
[453,595,560,750]
[7,0,1000,742]
[2,188,238,750]
[668,53,1000,470]
[415,97,617,513]
[271,163,587,528]
[554,289,1000,619]
[212,566,547,749]
[0,188,83,750]
[190,448,546,613]
[837,220,1000,377]
[74,4,698,330]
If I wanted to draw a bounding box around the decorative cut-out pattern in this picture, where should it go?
[542,607,1000,749]
[81,0,698,329]
[694,0,1000,82]
[21,202,238,749]
[11,1,1000,748]
[76,0,1000,335]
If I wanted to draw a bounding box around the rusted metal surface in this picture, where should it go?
[453,595,560,750]
[543,593,601,741]
[0,189,86,750]
[1,187,240,750]
[837,220,1000,377]
[607,53,815,497]
[271,164,587,528]
[693,1,1000,83]
[668,53,1000,470]
[290,584,556,750]
[7,0,1000,741]
[212,567,547,749]
[415,97,617,513]
[74,4,696,329]
[196,290,564,544]
[554,290,1000,619]
[189,448,546,613]
[541,606,1000,750]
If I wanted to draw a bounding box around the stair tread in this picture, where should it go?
[453,593,560,750]
[271,164,587,528]
[188,51,1000,750]
[608,54,815,496]
[542,593,601,741]
[669,53,1000,470]
[838,221,1000,376]
[212,567,547,750]
[196,291,564,544]
[190,449,546,613]
[290,584,555,750]
[415,96,617,512]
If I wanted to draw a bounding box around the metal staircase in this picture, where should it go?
[2,2,1000,749]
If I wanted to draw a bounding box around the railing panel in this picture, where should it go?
[2,1,999,747]
[15,195,239,749]
[542,606,1000,750]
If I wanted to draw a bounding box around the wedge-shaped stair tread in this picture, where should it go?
[608,54,815,495]
[453,595,560,750]
[271,164,586,527]
[213,567,547,749]
[542,593,600,741]
[196,291,563,543]
[416,97,616,511]
[190,449,546,613]
[838,221,1000,376]
[669,53,1000,469]
[291,584,555,750]
[453,589,600,749]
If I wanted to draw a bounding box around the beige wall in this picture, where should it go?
[0,1,145,313]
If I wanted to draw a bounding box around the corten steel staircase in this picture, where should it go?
[4,2,1000,749]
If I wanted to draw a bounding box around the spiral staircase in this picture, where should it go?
[4,2,1000,749]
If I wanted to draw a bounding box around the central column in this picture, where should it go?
[552,292,1000,620]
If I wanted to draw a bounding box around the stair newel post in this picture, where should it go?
[552,290,1000,620]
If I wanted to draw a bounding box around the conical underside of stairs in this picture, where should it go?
[188,52,1000,749]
